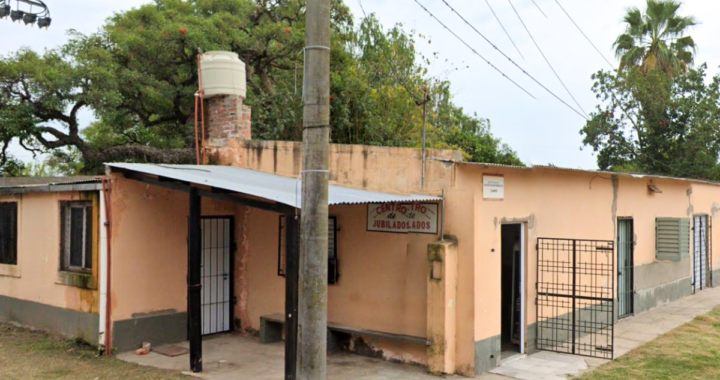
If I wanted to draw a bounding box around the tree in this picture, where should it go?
[0,0,522,173]
[581,64,720,180]
[614,0,697,75]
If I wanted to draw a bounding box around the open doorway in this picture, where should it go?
[501,223,524,359]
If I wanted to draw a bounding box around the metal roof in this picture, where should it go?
[0,176,102,194]
[106,163,440,208]
[0,176,99,188]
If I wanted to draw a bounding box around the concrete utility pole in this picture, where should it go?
[299,0,330,378]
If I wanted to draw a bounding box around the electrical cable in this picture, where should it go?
[506,0,589,118]
[413,0,536,99]
[531,0,547,18]
[553,0,614,69]
[484,0,525,60]
[440,0,588,119]
[551,0,640,128]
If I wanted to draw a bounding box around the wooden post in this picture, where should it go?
[299,0,331,378]
[284,208,300,380]
[188,187,203,372]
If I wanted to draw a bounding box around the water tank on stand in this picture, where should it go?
[200,51,247,99]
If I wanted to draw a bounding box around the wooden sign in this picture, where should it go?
[367,202,439,234]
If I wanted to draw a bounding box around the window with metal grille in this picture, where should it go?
[655,217,690,261]
[60,202,93,272]
[0,202,18,265]
[278,215,338,284]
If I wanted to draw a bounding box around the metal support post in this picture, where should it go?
[188,187,203,372]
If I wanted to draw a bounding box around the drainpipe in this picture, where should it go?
[440,188,445,241]
[417,85,430,190]
[421,86,428,190]
[98,177,113,355]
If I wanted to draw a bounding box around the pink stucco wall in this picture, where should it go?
[109,173,439,364]
[458,164,720,352]
[0,191,99,314]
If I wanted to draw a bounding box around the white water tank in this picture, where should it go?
[200,51,247,99]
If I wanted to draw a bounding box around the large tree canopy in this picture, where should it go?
[583,0,718,180]
[581,64,720,180]
[0,0,522,175]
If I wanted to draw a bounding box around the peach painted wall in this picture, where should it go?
[209,139,474,370]
[209,140,460,196]
[109,171,446,365]
[0,191,100,314]
[442,189,476,375]
[243,204,437,364]
[109,174,238,321]
[456,163,720,347]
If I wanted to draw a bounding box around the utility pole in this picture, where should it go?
[299,0,330,378]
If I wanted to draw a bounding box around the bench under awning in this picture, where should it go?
[106,163,441,208]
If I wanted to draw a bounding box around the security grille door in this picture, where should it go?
[537,238,614,359]
[201,217,232,335]
[693,215,711,292]
[617,219,634,318]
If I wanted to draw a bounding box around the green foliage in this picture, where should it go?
[614,0,697,75]
[0,156,27,177]
[581,64,720,180]
[0,0,522,173]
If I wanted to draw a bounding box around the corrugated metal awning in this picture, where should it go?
[107,163,440,209]
[0,176,101,194]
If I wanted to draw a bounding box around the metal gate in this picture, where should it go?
[617,219,634,318]
[693,215,712,293]
[201,217,233,335]
[537,238,615,359]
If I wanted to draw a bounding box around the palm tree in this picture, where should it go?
[614,0,697,75]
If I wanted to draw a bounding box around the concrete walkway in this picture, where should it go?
[120,334,463,380]
[119,287,719,379]
[485,286,720,380]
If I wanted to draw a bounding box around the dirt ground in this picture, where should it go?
[0,323,188,380]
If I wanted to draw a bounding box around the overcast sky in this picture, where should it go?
[2,0,719,169]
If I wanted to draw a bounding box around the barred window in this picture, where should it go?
[60,202,93,271]
[278,215,338,284]
[0,202,18,265]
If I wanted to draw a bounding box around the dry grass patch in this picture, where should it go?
[577,306,720,380]
[0,323,188,380]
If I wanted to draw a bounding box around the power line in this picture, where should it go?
[551,0,641,128]
[412,0,536,99]
[531,0,548,18]
[506,0,589,118]
[484,0,525,60]
[440,0,588,120]
[553,0,614,69]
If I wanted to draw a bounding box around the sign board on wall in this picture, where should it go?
[483,175,505,200]
[367,203,439,234]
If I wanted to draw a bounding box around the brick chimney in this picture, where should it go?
[206,95,252,144]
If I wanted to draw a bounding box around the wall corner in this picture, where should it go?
[427,238,458,375]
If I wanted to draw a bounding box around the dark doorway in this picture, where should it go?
[501,224,522,358]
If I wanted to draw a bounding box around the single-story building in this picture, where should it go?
[1,95,718,378]
[0,176,104,343]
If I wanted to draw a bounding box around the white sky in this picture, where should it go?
[2,0,719,169]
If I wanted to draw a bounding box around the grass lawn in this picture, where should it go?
[0,322,188,380]
[577,306,720,380]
